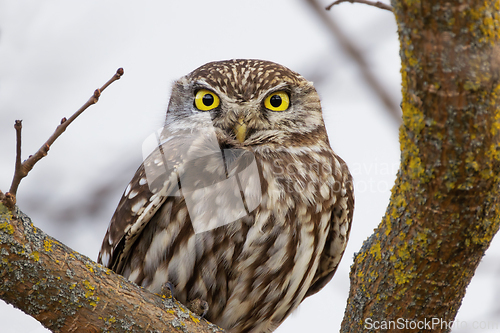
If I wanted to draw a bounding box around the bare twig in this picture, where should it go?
[4,68,124,208]
[326,0,393,11]
[14,120,22,176]
[305,0,401,124]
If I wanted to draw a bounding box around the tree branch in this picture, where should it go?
[5,68,124,207]
[0,205,224,333]
[304,0,401,124]
[326,0,393,12]
[340,0,500,331]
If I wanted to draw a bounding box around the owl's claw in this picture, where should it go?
[160,282,208,317]
[160,281,175,298]
[187,298,209,318]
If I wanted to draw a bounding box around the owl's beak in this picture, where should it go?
[233,116,247,143]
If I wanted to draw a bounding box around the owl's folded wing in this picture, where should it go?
[97,145,180,272]
[305,157,354,298]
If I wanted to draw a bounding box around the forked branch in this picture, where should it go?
[3,68,124,209]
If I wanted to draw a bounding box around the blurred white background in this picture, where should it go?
[0,1,499,332]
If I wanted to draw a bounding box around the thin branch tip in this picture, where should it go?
[6,68,124,202]
[326,0,393,11]
[14,121,22,169]
[8,119,24,198]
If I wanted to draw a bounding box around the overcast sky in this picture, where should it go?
[0,1,499,332]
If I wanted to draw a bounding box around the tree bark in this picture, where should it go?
[341,0,500,331]
[0,205,224,333]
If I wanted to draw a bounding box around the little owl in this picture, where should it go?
[98,59,354,333]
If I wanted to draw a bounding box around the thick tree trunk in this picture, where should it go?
[0,205,224,333]
[341,0,500,332]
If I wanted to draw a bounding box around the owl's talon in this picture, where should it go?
[160,281,175,298]
[187,298,209,318]
[160,282,207,317]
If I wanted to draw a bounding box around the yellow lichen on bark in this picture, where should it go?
[0,206,223,333]
[341,1,500,332]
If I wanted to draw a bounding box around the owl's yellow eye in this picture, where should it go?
[264,91,290,111]
[195,89,220,111]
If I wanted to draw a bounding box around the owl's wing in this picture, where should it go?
[304,158,354,298]
[97,128,229,272]
[97,144,181,272]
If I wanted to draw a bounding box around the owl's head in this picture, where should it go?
[165,59,328,148]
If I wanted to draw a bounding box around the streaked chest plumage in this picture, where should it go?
[97,59,354,333]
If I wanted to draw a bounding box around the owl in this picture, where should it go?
[98,59,354,333]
